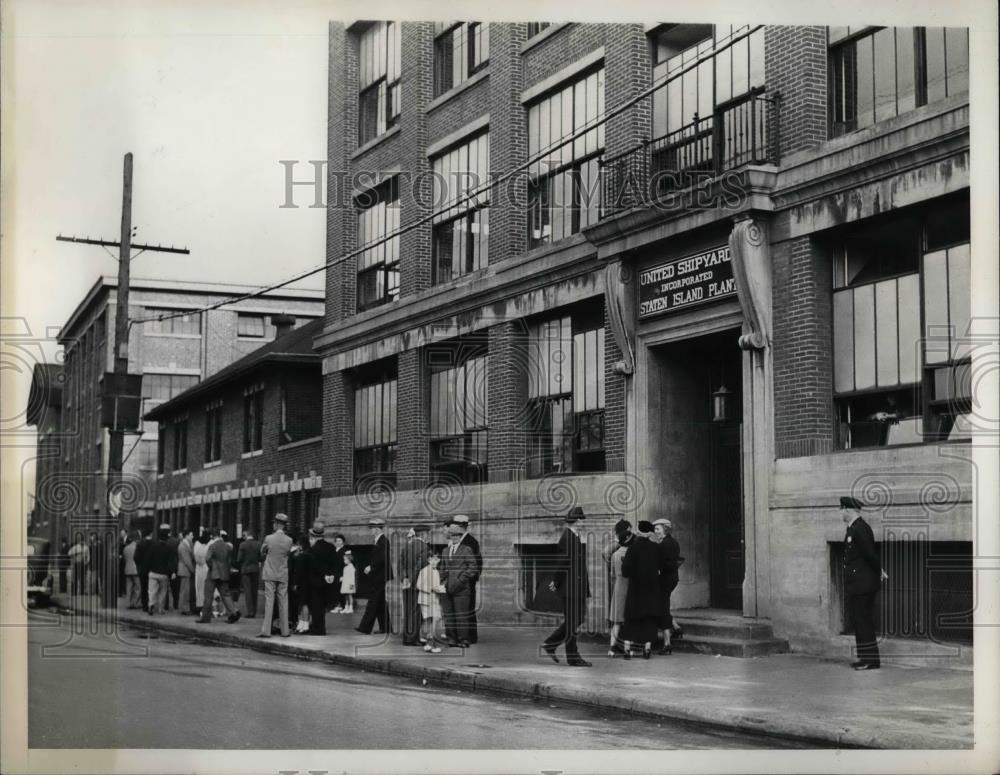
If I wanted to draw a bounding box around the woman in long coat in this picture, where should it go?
[603,520,632,657]
[193,531,210,615]
[620,520,662,659]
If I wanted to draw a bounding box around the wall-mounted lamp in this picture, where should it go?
[712,385,734,422]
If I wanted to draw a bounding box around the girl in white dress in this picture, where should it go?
[340,551,356,614]
[193,532,209,613]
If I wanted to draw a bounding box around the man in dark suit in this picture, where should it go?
[237,530,262,618]
[301,521,337,635]
[134,528,153,613]
[164,530,181,611]
[543,506,592,667]
[841,496,886,670]
[439,523,476,647]
[356,517,392,635]
[449,514,483,643]
[398,524,430,646]
[197,530,240,624]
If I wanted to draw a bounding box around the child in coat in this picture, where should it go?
[340,551,356,614]
[416,553,445,653]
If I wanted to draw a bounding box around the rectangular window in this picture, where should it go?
[353,371,398,486]
[243,385,264,453]
[432,132,490,284]
[829,27,969,138]
[527,66,605,247]
[356,178,401,310]
[526,22,552,40]
[831,198,971,448]
[157,423,165,474]
[433,22,490,96]
[142,373,200,404]
[145,308,202,336]
[358,21,401,145]
[526,307,606,476]
[237,313,273,339]
[429,352,488,484]
[204,401,223,463]
[172,417,188,471]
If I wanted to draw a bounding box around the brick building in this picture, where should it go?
[37,276,323,547]
[146,317,324,540]
[25,364,64,540]
[316,22,972,657]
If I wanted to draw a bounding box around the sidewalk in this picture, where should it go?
[51,593,972,749]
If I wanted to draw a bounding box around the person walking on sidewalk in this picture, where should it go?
[653,517,683,654]
[416,551,445,652]
[68,533,90,596]
[620,520,661,659]
[398,524,430,646]
[122,532,140,609]
[329,534,348,612]
[439,524,476,648]
[164,530,181,611]
[135,528,153,613]
[356,518,392,635]
[176,528,195,615]
[542,507,592,667]
[197,527,240,624]
[603,519,632,657]
[193,530,209,617]
[237,530,261,618]
[841,496,887,670]
[448,514,483,643]
[258,513,292,638]
[301,521,337,635]
[147,524,176,616]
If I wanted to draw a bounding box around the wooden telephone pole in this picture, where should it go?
[56,154,189,605]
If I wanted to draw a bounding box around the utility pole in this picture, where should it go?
[56,152,189,608]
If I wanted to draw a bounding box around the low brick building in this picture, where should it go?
[147,317,324,539]
[315,21,973,657]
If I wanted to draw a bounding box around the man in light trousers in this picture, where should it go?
[258,513,293,638]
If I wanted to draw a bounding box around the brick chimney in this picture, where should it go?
[270,314,296,339]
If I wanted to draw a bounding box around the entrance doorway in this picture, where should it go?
[650,328,744,609]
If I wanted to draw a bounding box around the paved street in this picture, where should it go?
[28,612,806,750]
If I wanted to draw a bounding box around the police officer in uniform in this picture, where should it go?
[841,496,887,670]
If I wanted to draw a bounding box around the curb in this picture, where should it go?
[58,602,964,750]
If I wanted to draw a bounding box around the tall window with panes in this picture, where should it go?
[831,197,971,448]
[650,25,765,171]
[354,370,397,486]
[828,27,969,138]
[358,21,401,145]
[527,66,604,247]
[432,132,490,285]
[526,306,606,476]
[429,350,488,483]
[204,401,223,463]
[145,308,202,336]
[243,385,264,453]
[172,416,188,471]
[356,178,400,310]
[433,22,489,96]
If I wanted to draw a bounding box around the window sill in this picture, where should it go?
[173,468,188,475]
[352,125,401,161]
[278,435,322,451]
[521,23,572,54]
[241,449,264,459]
[204,460,222,468]
[427,69,490,114]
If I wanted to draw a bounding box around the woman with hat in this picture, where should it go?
[653,518,683,654]
[620,520,661,659]
[604,519,633,657]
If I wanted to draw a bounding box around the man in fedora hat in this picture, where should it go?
[258,513,293,638]
[447,514,483,643]
[439,523,476,647]
[398,524,431,646]
[197,527,240,625]
[301,521,337,635]
[357,517,393,635]
[542,506,592,667]
[841,496,887,670]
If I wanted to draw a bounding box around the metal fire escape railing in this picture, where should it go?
[600,89,780,218]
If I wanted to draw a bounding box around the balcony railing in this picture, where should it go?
[600,90,780,218]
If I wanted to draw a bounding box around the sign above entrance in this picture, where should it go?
[638,245,736,319]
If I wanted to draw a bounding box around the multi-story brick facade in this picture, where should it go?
[40,276,323,546]
[316,22,972,657]
[146,318,324,539]
[25,364,64,540]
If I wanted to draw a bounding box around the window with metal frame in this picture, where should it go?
[527,66,605,247]
[204,401,223,463]
[172,416,188,471]
[828,26,969,138]
[145,308,202,336]
[356,177,401,310]
[358,21,402,145]
[831,197,971,448]
[433,22,490,96]
[432,131,490,285]
[526,22,552,40]
[429,351,489,484]
[525,307,606,477]
[243,385,264,453]
[353,370,398,486]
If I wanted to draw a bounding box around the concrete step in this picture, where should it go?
[673,616,776,641]
[674,635,791,658]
